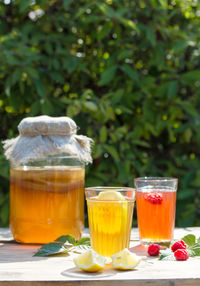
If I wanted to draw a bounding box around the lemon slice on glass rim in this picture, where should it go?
[111,248,142,270]
[73,249,106,272]
[97,190,125,201]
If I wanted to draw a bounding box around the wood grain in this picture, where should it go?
[0,228,199,286]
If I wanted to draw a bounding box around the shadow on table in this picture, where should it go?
[129,243,148,256]
[61,263,141,280]
[0,241,47,263]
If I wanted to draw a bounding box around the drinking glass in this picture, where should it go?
[85,187,135,257]
[134,177,178,245]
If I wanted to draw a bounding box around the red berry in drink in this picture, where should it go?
[171,240,187,252]
[145,192,163,204]
[148,244,160,256]
[174,249,189,261]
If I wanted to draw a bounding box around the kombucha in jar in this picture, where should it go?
[9,156,85,244]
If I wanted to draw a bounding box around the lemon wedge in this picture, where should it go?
[97,190,125,201]
[111,248,142,270]
[73,249,106,272]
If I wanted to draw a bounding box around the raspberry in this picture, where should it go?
[171,240,187,252]
[147,244,160,256]
[174,249,189,261]
[145,192,163,204]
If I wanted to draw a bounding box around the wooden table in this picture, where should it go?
[0,227,199,285]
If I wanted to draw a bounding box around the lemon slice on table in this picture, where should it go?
[111,248,142,270]
[73,249,106,272]
[97,190,125,201]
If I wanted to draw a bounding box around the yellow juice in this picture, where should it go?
[87,196,134,257]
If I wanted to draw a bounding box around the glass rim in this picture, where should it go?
[85,186,135,192]
[134,177,178,182]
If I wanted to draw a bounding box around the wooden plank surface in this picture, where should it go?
[0,227,200,286]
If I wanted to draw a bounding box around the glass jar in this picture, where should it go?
[9,154,85,244]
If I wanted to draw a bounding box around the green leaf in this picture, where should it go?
[34,235,91,257]
[34,243,68,257]
[55,235,76,245]
[117,50,133,61]
[34,79,46,98]
[97,22,113,41]
[25,67,39,80]
[179,102,198,117]
[104,144,119,161]
[146,27,156,46]
[41,100,54,115]
[181,70,200,82]
[63,57,78,74]
[100,126,107,143]
[98,66,117,86]
[132,140,150,148]
[76,237,90,246]
[159,249,174,261]
[30,100,41,116]
[182,234,196,246]
[158,0,168,8]
[97,3,116,18]
[120,65,139,82]
[188,243,200,257]
[167,80,178,99]
[49,72,64,83]
[11,69,21,86]
[173,40,188,53]
[19,0,32,13]
[0,202,9,225]
[63,0,73,9]
[118,17,138,32]
[84,101,98,112]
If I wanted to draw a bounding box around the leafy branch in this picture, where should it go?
[159,234,200,261]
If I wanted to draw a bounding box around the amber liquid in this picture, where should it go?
[87,197,134,257]
[10,166,85,244]
[136,188,176,244]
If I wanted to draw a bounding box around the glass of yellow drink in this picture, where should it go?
[85,187,135,257]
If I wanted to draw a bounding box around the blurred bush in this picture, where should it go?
[0,0,200,227]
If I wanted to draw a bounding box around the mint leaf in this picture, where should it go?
[182,234,196,246]
[197,237,200,244]
[76,237,90,246]
[159,254,175,261]
[188,243,200,256]
[159,249,173,261]
[34,243,68,257]
[33,235,91,257]
[55,235,76,245]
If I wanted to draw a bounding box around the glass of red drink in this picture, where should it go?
[134,177,178,245]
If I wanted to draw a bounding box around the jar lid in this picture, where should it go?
[3,115,93,166]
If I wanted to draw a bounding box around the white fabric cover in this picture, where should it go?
[3,116,93,165]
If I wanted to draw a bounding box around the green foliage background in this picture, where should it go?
[0,0,200,227]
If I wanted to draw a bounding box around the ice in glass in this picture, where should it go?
[134,177,178,245]
[85,187,135,257]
